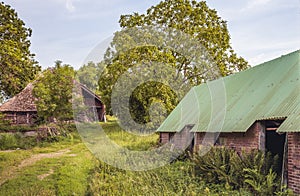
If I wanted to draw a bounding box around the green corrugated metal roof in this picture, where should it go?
[157,50,300,133]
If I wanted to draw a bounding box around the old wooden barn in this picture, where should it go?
[157,50,300,194]
[0,82,106,125]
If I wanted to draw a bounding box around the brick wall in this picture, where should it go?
[195,122,263,154]
[159,129,193,151]
[222,122,263,153]
[287,132,300,195]
[160,132,170,144]
[170,128,193,150]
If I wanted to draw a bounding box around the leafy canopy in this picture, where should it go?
[119,0,248,74]
[99,0,249,125]
[32,61,75,123]
[76,61,103,93]
[0,2,40,102]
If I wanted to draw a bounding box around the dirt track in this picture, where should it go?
[0,148,76,186]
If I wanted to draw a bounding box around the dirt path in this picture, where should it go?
[0,148,75,186]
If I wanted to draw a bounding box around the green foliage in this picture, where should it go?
[0,112,10,126]
[119,0,249,75]
[244,168,277,196]
[76,61,104,93]
[0,133,18,149]
[83,121,249,195]
[39,123,77,143]
[0,2,41,100]
[192,147,290,195]
[20,185,55,196]
[88,160,248,195]
[0,132,38,150]
[99,0,249,124]
[0,124,37,132]
[33,61,75,123]
[0,123,78,150]
[193,147,238,187]
[275,185,295,196]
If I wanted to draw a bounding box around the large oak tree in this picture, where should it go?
[99,0,249,127]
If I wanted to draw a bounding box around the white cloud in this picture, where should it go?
[66,0,75,12]
[241,40,300,66]
[50,0,77,12]
[244,0,272,10]
[249,48,297,66]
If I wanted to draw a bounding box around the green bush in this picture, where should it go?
[0,133,38,150]
[0,123,80,150]
[0,133,18,150]
[192,147,293,195]
[0,124,38,132]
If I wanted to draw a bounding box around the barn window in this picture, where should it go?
[216,136,226,146]
[17,112,28,124]
[169,133,175,141]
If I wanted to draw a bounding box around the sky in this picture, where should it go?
[3,0,300,69]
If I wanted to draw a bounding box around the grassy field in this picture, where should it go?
[0,134,95,195]
[0,120,290,195]
[0,120,165,195]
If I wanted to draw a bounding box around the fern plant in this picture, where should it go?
[192,147,242,188]
[192,147,286,195]
[244,168,278,196]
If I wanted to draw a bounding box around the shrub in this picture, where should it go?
[0,124,37,132]
[0,133,39,150]
[192,147,289,195]
[0,133,18,150]
[0,123,79,150]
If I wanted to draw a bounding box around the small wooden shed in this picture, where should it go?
[0,83,37,125]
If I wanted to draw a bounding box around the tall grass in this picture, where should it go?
[86,121,250,195]
[87,120,293,195]
[101,120,159,151]
[87,160,249,196]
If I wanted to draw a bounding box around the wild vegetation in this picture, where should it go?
[32,61,75,124]
[0,0,294,195]
[0,120,294,195]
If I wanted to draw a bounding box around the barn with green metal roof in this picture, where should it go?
[157,50,300,194]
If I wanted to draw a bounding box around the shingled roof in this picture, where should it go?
[0,83,37,112]
[0,82,104,113]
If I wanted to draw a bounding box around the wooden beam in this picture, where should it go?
[266,127,278,131]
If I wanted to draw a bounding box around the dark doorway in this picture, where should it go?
[265,119,287,175]
[188,136,195,152]
[266,131,286,173]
